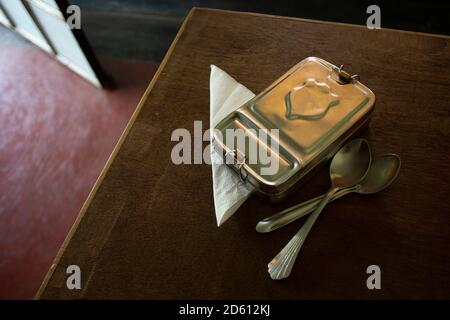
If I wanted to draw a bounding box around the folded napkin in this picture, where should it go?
[210,65,255,226]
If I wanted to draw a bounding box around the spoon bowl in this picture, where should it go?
[329,139,372,189]
[358,154,401,194]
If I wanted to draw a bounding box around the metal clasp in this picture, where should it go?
[225,149,248,182]
[333,65,360,84]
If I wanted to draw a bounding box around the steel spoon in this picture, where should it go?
[268,139,372,280]
[256,154,401,233]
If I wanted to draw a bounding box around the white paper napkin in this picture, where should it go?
[210,65,255,226]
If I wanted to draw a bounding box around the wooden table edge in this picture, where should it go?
[35,6,450,299]
[200,7,450,39]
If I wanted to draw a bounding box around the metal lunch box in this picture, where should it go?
[212,57,376,202]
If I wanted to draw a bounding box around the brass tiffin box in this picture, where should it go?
[212,57,375,202]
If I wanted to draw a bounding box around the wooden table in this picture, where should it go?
[37,8,450,299]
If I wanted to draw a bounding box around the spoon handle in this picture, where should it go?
[268,188,338,280]
[256,187,355,233]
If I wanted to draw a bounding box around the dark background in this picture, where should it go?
[70,0,450,62]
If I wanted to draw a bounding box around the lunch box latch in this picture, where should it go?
[332,65,360,84]
[225,149,248,182]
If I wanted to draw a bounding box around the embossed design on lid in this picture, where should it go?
[284,79,340,121]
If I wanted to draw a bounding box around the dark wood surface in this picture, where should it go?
[37,8,450,299]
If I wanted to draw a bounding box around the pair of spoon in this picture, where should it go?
[266,139,401,280]
[257,152,401,233]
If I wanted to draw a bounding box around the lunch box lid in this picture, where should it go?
[213,57,375,198]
